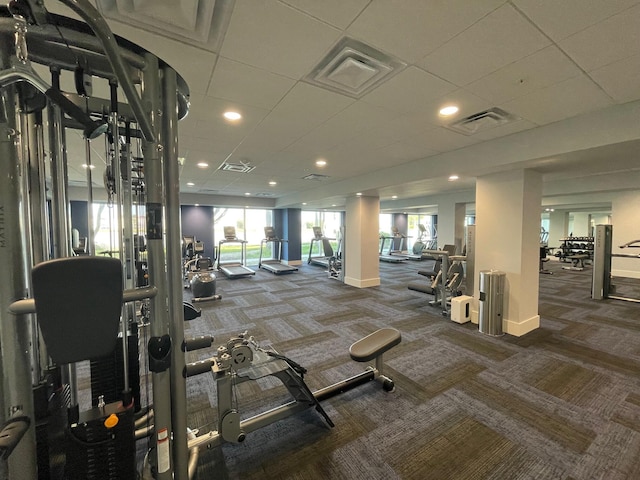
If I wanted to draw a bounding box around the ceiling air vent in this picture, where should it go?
[96,0,233,53]
[218,161,255,173]
[303,174,330,181]
[254,192,275,197]
[305,37,406,98]
[446,107,519,136]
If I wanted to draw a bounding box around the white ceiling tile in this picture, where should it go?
[465,46,583,104]
[284,101,400,153]
[207,57,296,109]
[418,4,551,86]
[279,0,370,29]
[559,4,640,71]
[347,0,507,63]
[406,126,481,154]
[235,82,354,153]
[220,0,342,79]
[513,0,640,41]
[361,66,457,113]
[471,118,538,142]
[589,53,640,103]
[375,140,440,166]
[502,75,614,125]
[108,21,217,94]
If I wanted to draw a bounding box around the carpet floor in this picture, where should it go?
[178,258,640,480]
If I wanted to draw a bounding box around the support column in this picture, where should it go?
[474,169,542,336]
[436,197,466,254]
[572,212,591,237]
[344,195,380,288]
[279,208,301,265]
[548,210,569,254]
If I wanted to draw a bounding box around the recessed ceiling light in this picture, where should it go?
[316,159,327,167]
[186,182,195,186]
[81,164,95,169]
[268,181,277,186]
[194,203,199,207]
[356,192,362,196]
[302,202,307,205]
[448,175,459,181]
[439,105,459,116]
[332,204,337,207]
[197,162,209,168]
[223,111,241,121]
[244,192,251,196]
[391,195,398,199]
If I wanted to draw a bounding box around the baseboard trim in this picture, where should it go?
[504,315,540,337]
[344,276,381,288]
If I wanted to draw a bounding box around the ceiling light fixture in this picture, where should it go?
[356,192,362,196]
[223,111,241,121]
[391,195,398,199]
[448,175,459,181]
[82,164,95,169]
[186,182,195,186]
[439,105,459,116]
[268,181,277,186]
[315,159,327,167]
[244,192,251,196]
[197,162,209,168]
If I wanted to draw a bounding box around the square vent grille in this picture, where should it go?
[303,174,330,181]
[96,0,233,52]
[446,107,519,136]
[218,161,255,173]
[305,37,406,98]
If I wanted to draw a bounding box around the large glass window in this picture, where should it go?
[301,211,342,258]
[213,208,273,264]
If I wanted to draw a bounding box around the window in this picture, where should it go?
[213,208,273,264]
[301,211,342,258]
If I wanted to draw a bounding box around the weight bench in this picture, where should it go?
[348,328,401,392]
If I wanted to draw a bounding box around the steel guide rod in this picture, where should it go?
[161,65,189,479]
[142,52,174,479]
[0,30,37,477]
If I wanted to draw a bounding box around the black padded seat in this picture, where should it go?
[349,328,401,363]
[32,256,123,364]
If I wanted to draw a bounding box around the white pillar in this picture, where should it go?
[548,210,569,255]
[437,198,466,254]
[572,212,591,237]
[474,169,542,336]
[344,195,380,288]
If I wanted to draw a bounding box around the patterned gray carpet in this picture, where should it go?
[181,259,640,480]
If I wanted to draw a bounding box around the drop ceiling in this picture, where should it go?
[47,0,640,212]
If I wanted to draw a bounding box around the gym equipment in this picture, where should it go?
[217,226,256,278]
[379,227,409,262]
[307,226,336,267]
[592,224,640,303]
[9,256,157,479]
[539,245,552,274]
[184,328,401,450]
[408,247,465,316]
[0,411,30,460]
[189,257,221,302]
[259,226,298,274]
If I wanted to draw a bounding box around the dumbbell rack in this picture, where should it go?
[556,236,594,262]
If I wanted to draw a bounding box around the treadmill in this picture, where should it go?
[379,229,408,263]
[259,227,297,274]
[217,226,255,278]
[307,227,334,268]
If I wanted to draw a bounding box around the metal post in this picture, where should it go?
[162,65,189,479]
[47,70,78,411]
[142,53,174,479]
[0,67,38,480]
[85,137,94,255]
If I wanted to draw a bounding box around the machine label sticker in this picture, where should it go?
[146,203,163,240]
[157,427,170,473]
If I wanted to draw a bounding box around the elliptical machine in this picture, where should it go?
[183,236,221,302]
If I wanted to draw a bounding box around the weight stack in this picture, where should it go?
[64,402,135,479]
[90,333,141,412]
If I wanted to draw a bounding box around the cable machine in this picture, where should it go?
[0,1,192,478]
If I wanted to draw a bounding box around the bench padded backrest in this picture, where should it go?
[32,256,123,364]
